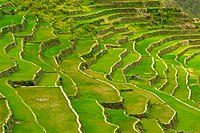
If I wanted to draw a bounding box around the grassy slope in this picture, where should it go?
[17,87,79,133]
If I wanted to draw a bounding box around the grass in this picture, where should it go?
[124,84,163,105]
[61,55,121,102]
[37,73,58,86]
[121,91,147,114]
[0,14,22,29]
[14,21,36,36]
[23,42,54,72]
[189,85,200,103]
[0,99,9,132]
[57,34,70,46]
[113,51,139,82]
[31,27,56,42]
[135,34,172,56]
[17,86,79,133]
[178,49,199,66]
[162,65,177,94]
[0,79,43,132]
[60,73,77,96]
[68,70,121,102]
[105,109,138,133]
[149,40,180,88]
[1,0,200,132]
[71,98,116,133]
[134,82,200,132]
[187,54,200,69]
[126,56,155,79]
[112,69,125,82]
[152,60,166,88]
[0,33,16,71]
[90,48,124,74]
[37,33,69,59]
[7,38,39,80]
[141,119,163,133]
[75,39,96,55]
[148,104,174,124]
[173,65,189,101]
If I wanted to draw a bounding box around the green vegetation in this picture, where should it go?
[17,87,79,133]
[0,0,200,132]
[141,119,163,133]
[176,0,200,18]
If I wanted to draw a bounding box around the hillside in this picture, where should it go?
[176,0,200,18]
[0,0,200,132]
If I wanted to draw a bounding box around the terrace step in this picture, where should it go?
[0,79,45,132]
[1,0,200,132]
[91,1,160,9]
[17,86,80,133]
[0,33,18,78]
[140,119,163,133]
[37,72,58,87]
[90,48,124,74]
[121,91,149,118]
[105,109,138,133]
[0,14,25,37]
[148,104,176,128]
[0,94,12,133]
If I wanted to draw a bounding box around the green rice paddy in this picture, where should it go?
[0,0,200,132]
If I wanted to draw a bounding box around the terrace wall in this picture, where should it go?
[2,114,15,133]
[0,15,27,38]
[79,47,108,70]
[100,101,124,110]
[118,36,129,44]
[106,49,128,80]
[39,37,61,58]
[158,112,177,130]
[81,43,100,59]
[0,62,18,78]
[129,99,150,119]
[7,68,44,87]
[55,38,77,64]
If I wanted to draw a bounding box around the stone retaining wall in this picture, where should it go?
[4,34,16,54]
[122,56,142,74]
[131,29,199,43]
[147,35,200,53]
[2,114,15,133]
[113,17,147,25]
[0,15,27,38]
[158,112,177,130]
[72,8,140,21]
[101,32,114,39]
[39,37,61,58]
[7,68,44,87]
[0,62,18,78]
[185,50,200,63]
[100,101,124,110]
[79,48,108,70]
[97,26,115,35]
[17,20,38,42]
[158,40,189,57]
[118,36,129,44]
[81,43,100,59]
[33,69,44,85]
[121,31,133,36]
[94,0,160,8]
[55,38,77,64]
[114,27,129,33]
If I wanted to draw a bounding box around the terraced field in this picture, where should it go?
[0,0,200,132]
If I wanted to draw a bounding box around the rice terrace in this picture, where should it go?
[0,0,200,132]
